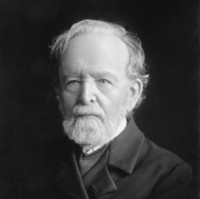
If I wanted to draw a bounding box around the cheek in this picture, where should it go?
[60,92,77,114]
[101,89,130,117]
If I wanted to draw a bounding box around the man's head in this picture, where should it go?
[50,19,149,151]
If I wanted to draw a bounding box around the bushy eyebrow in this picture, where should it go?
[60,71,120,82]
[91,71,119,81]
[61,73,80,80]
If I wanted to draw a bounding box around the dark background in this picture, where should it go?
[0,0,199,197]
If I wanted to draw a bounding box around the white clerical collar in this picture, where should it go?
[83,118,127,155]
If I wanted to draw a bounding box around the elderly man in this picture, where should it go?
[7,19,190,199]
[43,19,192,199]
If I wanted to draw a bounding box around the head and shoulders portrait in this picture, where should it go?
[0,1,198,199]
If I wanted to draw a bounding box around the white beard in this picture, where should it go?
[61,103,129,149]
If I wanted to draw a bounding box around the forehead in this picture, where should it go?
[60,33,129,75]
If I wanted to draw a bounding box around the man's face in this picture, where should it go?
[58,33,134,148]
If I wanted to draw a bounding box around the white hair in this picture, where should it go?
[50,19,149,107]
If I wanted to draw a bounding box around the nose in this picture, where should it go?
[78,82,96,105]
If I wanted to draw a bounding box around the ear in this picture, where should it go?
[128,79,143,111]
[55,87,65,115]
[55,87,61,101]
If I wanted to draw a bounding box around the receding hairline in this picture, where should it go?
[63,31,130,62]
[53,24,129,58]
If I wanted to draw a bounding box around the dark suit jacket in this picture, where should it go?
[2,118,192,199]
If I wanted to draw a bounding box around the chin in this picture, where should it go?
[62,116,116,147]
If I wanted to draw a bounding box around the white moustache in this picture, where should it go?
[72,105,105,119]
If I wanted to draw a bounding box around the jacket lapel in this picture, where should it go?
[108,118,145,174]
[86,117,145,198]
[84,150,117,198]
[55,146,89,199]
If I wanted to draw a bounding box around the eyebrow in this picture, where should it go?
[91,71,119,81]
[60,73,81,80]
[60,71,119,82]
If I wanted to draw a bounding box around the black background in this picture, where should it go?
[0,0,199,197]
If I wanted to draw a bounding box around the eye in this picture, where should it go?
[97,78,111,85]
[64,79,80,91]
[67,80,80,85]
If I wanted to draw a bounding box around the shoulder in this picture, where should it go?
[135,138,192,199]
[108,118,192,199]
[143,138,191,171]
